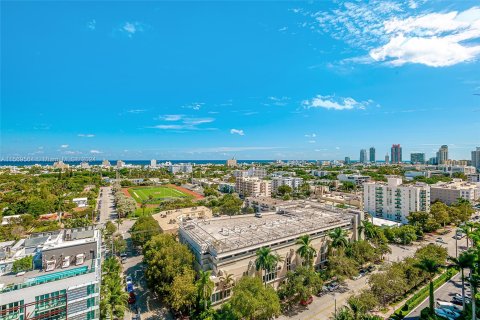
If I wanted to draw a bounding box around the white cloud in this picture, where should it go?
[161,114,183,121]
[87,19,96,30]
[183,118,215,125]
[308,140,316,143]
[78,134,95,138]
[278,26,288,32]
[303,1,480,67]
[370,7,480,67]
[192,146,282,153]
[302,95,371,110]
[60,144,69,148]
[182,102,204,110]
[121,22,144,37]
[264,96,290,106]
[126,109,146,114]
[230,129,245,136]
[90,150,102,154]
[305,133,317,138]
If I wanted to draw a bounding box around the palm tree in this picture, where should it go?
[219,273,235,302]
[255,247,281,286]
[102,257,121,275]
[347,297,365,320]
[328,227,349,255]
[196,270,214,310]
[141,200,147,216]
[361,220,378,240]
[449,251,476,310]
[296,234,317,268]
[414,257,441,315]
[459,222,474,248]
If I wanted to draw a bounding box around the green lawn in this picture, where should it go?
[128,186,192,204]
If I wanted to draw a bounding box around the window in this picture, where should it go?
[286,257,292,271]
[262,269,278,283]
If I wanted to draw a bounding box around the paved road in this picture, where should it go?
[97,186,116,224]
[119,220,173,320]
[405,272,467,319]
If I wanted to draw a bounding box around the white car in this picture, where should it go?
[434,308,460,319]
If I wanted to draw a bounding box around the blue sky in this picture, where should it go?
[1,0,479,161]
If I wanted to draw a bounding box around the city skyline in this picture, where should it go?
[2,1,480,160]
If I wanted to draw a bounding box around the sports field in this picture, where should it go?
[127,186,193,203]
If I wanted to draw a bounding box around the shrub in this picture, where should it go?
[12,256,33,273]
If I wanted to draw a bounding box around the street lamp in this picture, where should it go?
[333,293,337,317]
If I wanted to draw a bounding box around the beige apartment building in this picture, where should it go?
[430,179,480,205]
[179,201,363,304]
[235,177,272,198]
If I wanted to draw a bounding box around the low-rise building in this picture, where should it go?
[72,198,88,208]
[235,177,271,198]
[0,227,101,320]
[271,177,303,193]
[430,179,480,205]
[337,174,371,186]
[363,176,430,224]
[169,163,193,174]
[179,202,363,305]
[151,206,213,234]
[467,174,480,183]
[226,158,237,167]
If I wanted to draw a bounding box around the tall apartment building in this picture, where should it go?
[235,177,271,198]
[116,160,125,168]
[430,179,480,205]
[150,159,157,167]
[101,160,110,168]
[0,227,101,320]
[344,157,351,164]
[385,154,390,164]
[436,145,449,165]
[472,147,480,171]
[391,144,402,164]
[360,149,367,163]
[271,177,304,193]
[410,153,425,164]
[363,176,430,224]
[369,147,376,163]
[247,167,267,179]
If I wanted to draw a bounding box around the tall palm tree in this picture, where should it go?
[328,227,349,255]
[219,273,235,302]
[414,257,441,315]
[347,297,365,320]
[459,222,474,248]
[255,247,281,286]
[449,251,476,310]
[361,220,378,240]
[102,257,121,275]
[196,270,214,310]
[296,234,317,268]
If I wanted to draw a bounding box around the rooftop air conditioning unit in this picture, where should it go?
[62,256,70,268]
[45,260,55,272]
[76,253,85,266]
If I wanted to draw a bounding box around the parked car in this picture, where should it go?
[352,274,363,280]
[128,292,136,304]
[120,253,128,263]
[452,293,471,304]
[126,282,134,293]
[436,237,445,243]
[436,300,461,312]
[434,307,460,319]
[367,265,376,272]
[300,296,313,306]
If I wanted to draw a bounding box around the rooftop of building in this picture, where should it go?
[151,206,213,233]
[0,227,100,290]
[431,179,480,189]
[180,201,357,255]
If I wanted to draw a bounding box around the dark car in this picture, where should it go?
[128,292,136,304]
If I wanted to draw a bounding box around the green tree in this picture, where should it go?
[430,202,450,227]
[414,257,441,315]
[130,215,162,247]
[327,254,358,280]
[12,256,33,273]
[143,234,195,297]
[296,234,317,267]
[229,276,281,320]
[196,270,215,311]
[328,227,349,255]
[104,221,117,236]
[277,185,293,196]
[345,240,379,266]
[278,266,323,306]
[169,269,197,316]
[255,247,281,286]
[219,273,235,303]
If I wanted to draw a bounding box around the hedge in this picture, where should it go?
[392,267,459,319]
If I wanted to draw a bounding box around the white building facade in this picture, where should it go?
[235,177,271,198]
[271,177,304,193]
[363,177,430,224]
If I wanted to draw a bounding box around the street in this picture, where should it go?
[405,272,466,319]
[97,186,116,224]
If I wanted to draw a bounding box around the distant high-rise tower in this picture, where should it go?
[436,145,449,165]
[369,147,376,163]
[344,157,351,164]
[410,153,425,164]
[472,147,480,170]
[385,154,390,164]
[151,159,157,167]
[391,144,402,164]
[360,149,367,163]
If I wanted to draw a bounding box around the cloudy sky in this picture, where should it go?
[1,1,479,160]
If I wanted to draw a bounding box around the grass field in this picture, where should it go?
[128,186,192,204]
